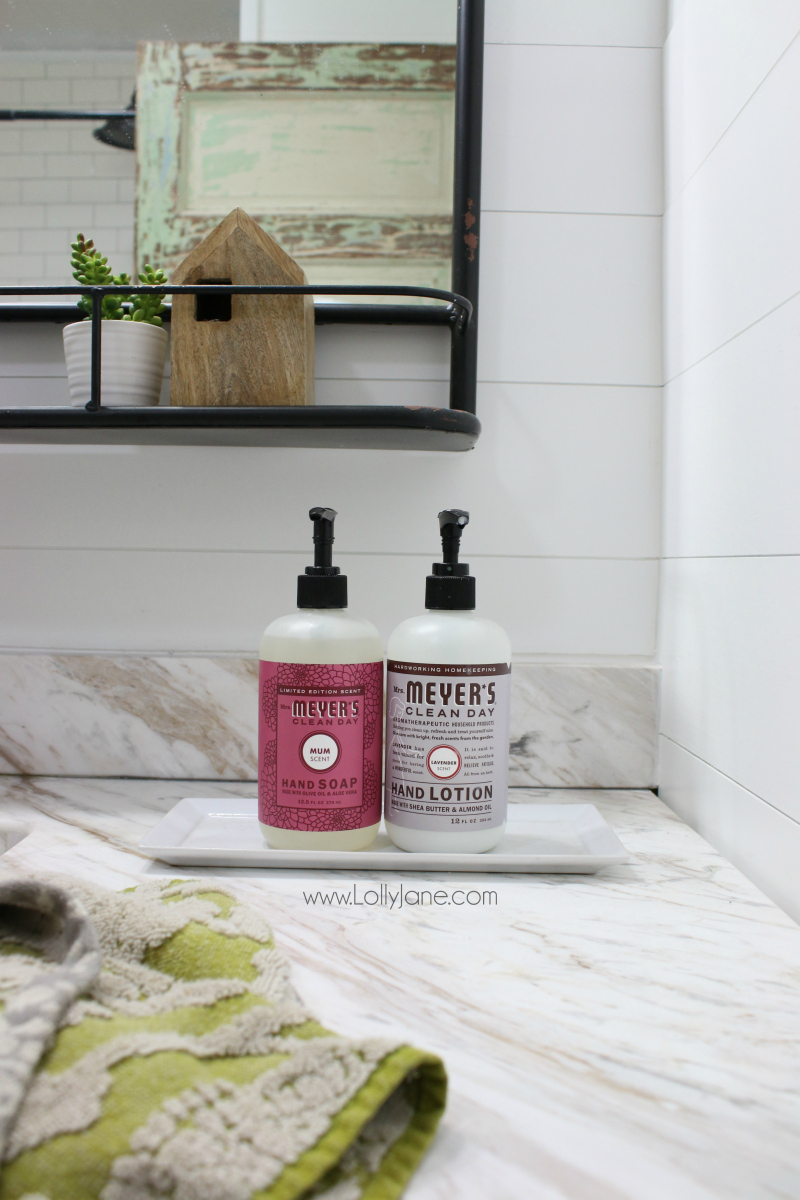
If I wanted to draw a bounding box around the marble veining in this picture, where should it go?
[509,663,658,787]
[0,777,798,1199]
[0,654,259,779]
[0,654,658,787]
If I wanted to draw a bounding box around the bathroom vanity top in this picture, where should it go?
[1,777,798,1200]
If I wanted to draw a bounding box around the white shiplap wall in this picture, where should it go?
[659,0,800,922]
[0,1,665,659]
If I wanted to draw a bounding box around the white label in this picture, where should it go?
[426,745,462,779]
[300,731,341,772]
[384,660,511,833]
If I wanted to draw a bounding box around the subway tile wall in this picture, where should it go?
[0,51,136,285]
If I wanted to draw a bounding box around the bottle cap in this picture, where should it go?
[297,507,348,609]
[425,509,476,610]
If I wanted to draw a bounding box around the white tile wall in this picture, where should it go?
[0,548,658,655]
[659,736,800,926]
[482,45,663,215]
[660,556,800,823]
[660,2,800,920]
[664,28,800,380]
[479,213,662,385]
[484,1,666,48]
[662,293,800,558]
[0,51,135,286]
[0,380,661,560]
[665,0,800,203]
[241,0,457,43]
[0,6,665,665]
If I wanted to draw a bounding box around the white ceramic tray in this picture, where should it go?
[0,819,29,855]
[139,798,629,873]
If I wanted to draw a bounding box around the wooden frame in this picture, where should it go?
[136,42,456,286]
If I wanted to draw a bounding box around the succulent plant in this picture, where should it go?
[128,264,168,326]
[70,235,167,326]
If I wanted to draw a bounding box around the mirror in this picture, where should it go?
[0,1,458,294]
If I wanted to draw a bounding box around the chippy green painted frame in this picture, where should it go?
[135,42,456,280]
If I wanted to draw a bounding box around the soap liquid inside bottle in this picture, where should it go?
[259,609,383,851]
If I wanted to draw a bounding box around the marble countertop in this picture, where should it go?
[1,775,799,1200]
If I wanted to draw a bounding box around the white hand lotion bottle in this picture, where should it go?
[384,509,512,853]
[258,507,383,850]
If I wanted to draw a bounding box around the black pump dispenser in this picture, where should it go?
[297,507,348,609]
[425,509,475,610]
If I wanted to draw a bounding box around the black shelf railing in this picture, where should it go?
[0,283,480,451]
[0,282,472,412]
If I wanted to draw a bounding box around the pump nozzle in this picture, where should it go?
[298,507,347,609]
[438,508,469,565]
[426,508,475,610]
[308,506,338,573]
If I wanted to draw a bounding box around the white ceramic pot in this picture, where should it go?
[63,320,168,407]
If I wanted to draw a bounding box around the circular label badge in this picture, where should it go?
[300,731,341,772]
[426,744,462,780]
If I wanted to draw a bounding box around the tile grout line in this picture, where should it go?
[665,23,800,212]
[664,284,800,387]
[0,548,661,560]
[659,734,800,832]
[662,553,800,561]
[481,210,662,218]
[483,43,663,51]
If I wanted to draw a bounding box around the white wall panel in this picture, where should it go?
[0,377,68,405]
[663,294,800,559]
[659,735,800,926]
[484,0,666,48]
[0,383,661,559]
[0,323,451,406]
[482,45,662,215]
[240,0,457,44]
[0,549,658,656]
[479,212,662,385]
[665,0,800,204]
[659,556,800,825]
[314,379,449,407]
[0,322,65,375]
[0,323,451,382]
[314,325,449,382]
[664,31,800,379]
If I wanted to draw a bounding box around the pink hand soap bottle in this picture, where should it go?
[258,507,383,850]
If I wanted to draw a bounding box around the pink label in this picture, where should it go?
[259,661,383,832]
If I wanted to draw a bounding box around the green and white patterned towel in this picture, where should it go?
[0,875,446,1200]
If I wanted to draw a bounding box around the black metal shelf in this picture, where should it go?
[0,284,476,450]
[0,404,480,451]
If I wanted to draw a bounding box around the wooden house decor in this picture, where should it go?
[169,207,314,407]
[136,42,455,293]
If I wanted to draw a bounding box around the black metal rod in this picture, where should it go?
[0,284,471,316]
[0,303,456,326]
[313,303,454,326]
[88,289,102,412]
[0,110,132,121]
[450,0,484,415]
